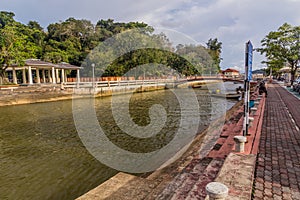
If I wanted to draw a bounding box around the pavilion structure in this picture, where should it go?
[5,59,81,85]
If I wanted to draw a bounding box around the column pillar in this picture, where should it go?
[233,136,247,153]
[56,69,60,83]
[12,67,17,84]
[42,69,46,83]
[61,69,65,83]
[64,70,68,83]
[76,69,80,88]
[250,107,258,115]
[36,68,40,84]
[28,66,33,84]
[48,69,52,83]
[22,68,27,84]
[51,67,56,84]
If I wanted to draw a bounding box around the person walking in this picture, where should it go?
[258,80,268,97]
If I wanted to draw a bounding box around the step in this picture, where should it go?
[76,172,156,200]
[207,113,244,159]
[155,158,212,200]
[184,158,224,200]
[213,153,256,199]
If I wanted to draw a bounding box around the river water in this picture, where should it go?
[0,82,241,200]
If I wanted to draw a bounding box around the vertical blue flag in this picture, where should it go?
[247,41,253,80]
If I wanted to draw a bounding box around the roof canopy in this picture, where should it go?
[7,59,82,70]
[278,67,291,73]
[223,68,240,73]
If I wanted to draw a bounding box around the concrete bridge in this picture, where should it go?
[63,76,244,90]
[186,76,244,83]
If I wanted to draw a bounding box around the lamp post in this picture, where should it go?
[91,63,95,88]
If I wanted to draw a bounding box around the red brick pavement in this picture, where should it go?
[276,86,300,129]
[253,83,300,200]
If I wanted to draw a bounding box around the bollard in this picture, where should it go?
[250,107,258,115]
[233,136,247,153]
[206,182,228,200]
[249,117,254,127]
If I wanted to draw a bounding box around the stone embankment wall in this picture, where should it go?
[0,84,166,106]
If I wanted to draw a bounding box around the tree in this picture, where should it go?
[44,18,151,67]
[0,12,39,84]
[82,28,171,78]
[0,11,223,81]
[176,44,214,75]
[206,38,222,72]
[28,21,43,31]
[257,23,300,84]
[0,11,15,28]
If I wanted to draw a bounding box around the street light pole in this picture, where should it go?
[92,63,95,88]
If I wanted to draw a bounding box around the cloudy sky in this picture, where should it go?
[2,0,300,71]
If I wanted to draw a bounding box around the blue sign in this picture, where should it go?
[246,41,253,80]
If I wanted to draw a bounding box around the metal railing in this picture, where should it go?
[63,79,180,88]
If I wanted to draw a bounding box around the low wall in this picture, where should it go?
[0,84,167,107]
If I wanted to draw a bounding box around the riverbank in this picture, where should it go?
[0,84,167,107]
[0,79,225,107]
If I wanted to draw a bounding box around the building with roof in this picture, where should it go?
[277,66,300,83]
[5,59,81,85]
[222,68,240,78]
[252,69,266,80]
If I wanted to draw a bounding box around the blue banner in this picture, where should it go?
[247,41,253,80]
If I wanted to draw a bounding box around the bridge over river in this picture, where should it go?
[60,76,243,92]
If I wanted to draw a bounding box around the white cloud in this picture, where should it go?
[136,0,300,70]
[1,0,300,70]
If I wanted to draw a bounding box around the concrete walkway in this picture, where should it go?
[253,83,300,200]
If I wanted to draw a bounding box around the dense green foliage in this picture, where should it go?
[257,23,300,83]
[206,38,222,72]
[0,11,43,83]
[0,11,223,83]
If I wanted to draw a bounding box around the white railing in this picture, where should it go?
[63,79,181,88]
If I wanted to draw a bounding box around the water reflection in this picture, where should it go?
[0,101,117,200]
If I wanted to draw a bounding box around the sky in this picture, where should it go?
[2,0,300,71]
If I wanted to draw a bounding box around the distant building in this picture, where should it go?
[278,66,300,83]
[252,69,266,80]
[222,68,240,78]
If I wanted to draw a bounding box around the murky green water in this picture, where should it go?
[0,82,240,200]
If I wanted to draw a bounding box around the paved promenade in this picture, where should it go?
[253,83,300,199]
